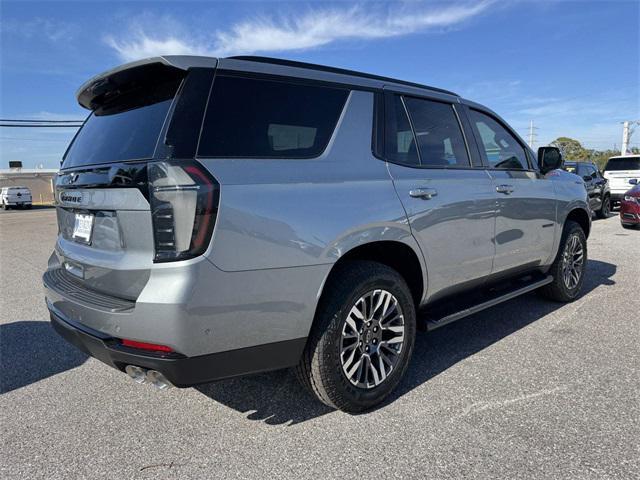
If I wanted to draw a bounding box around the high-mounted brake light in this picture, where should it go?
[148,160,219,262]
[120,339,174,353]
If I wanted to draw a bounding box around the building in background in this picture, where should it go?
[0,165,58,204]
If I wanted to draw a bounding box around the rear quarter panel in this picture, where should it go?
[199,90,420,273]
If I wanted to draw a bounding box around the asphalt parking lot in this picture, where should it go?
[1,207,639,479]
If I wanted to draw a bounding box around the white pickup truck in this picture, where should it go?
[0,186,33,209]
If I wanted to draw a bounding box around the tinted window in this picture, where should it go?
[198,76,349,158]
[403,98,469,167]
[576,163,588,176]
[63,80,179,169]
[384,95,419,166]
[469,110,528,170]
[586,164,597,178]
[605,156,640,171]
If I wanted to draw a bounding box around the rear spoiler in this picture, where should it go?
[76,56,218,110]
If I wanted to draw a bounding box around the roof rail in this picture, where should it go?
[227,56,458,97]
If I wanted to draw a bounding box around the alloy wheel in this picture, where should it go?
[340,289,405,389]
[561,234,584,290]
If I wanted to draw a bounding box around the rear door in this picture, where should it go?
[465,108,557,275]
[383,91,496,300]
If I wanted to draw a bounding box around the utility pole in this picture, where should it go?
[621,120,640,155]
[527,120,538,148]
[621,121,630,155]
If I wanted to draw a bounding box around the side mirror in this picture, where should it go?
[582,175,592,182]
[538,146,563,174]
[630,178,639,185]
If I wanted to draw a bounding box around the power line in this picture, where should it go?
[0,118,85,123]
[0,136,71,142]
[0,124,82,128]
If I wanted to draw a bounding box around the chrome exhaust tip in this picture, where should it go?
[145,370,173,390]
[125,365,173,390]
[125,365,147,384]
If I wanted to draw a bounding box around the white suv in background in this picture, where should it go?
[0,186,32,210]
[603,155,640,204]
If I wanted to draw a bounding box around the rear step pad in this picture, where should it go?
[420,273,553,331]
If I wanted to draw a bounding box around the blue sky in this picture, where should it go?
[1,0,638,169]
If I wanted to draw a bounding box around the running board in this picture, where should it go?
[423,274,553,331]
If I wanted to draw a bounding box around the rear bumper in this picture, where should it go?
[49,308,306,387]
[43,254,328,357]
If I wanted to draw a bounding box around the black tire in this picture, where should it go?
[539,220,587,302]
[295,260,416,413]
[25,204,32,209]
[596,196,610,219]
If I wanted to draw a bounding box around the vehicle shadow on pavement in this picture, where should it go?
[197,368,334,425]
[0,321,88,394]
[196,259,616,425]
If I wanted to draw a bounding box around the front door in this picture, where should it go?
[384,93,496,300]
[466,108,557,274]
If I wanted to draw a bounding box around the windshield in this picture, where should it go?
[604,156,640,171]
[62,80,179,169]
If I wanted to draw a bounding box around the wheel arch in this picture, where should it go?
[566,207,591,238]
[316,240,426,314]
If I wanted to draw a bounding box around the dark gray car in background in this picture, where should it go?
[563,161,611,218]
[44,56,591,412]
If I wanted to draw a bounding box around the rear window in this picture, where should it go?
[198,76,349,158]
[604,157,640,171]
[62,80,179,169]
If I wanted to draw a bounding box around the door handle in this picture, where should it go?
[409,188,438,200]
[496,184,514,195]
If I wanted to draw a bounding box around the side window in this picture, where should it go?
[198,76,349,158]
[578,163,596,179]
[576,163,587,176]
[384,94,419,166]
[403,97,470,167]
[469,110,528,170]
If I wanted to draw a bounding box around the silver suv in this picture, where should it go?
[44,56,591,412]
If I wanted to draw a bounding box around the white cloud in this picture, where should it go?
[104,14,210,61]
[104,1,495,62]
[105,35,209,62]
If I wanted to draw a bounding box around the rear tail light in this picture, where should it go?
[148,160,219,262]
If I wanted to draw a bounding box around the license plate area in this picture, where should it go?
[72,212,94,245]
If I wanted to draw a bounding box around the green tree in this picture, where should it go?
[550,137,588,161]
